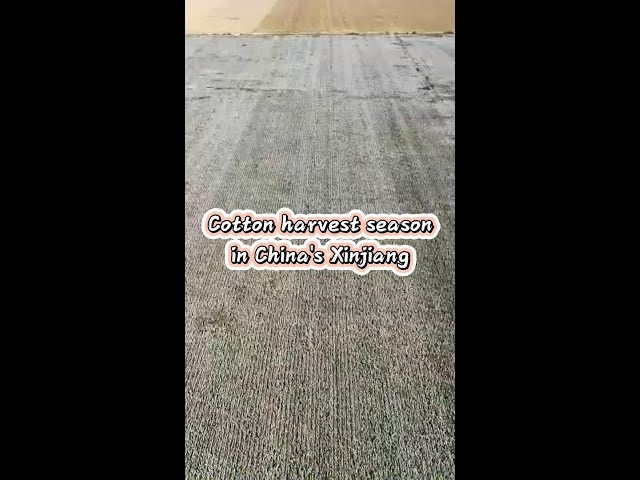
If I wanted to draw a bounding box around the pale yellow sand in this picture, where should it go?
[186,0,454,34]
[186,0,278,34]
[257,0,454,34]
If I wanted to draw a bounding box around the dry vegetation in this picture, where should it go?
[185,34,455,478]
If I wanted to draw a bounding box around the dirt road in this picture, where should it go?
[185,34,455,478]
[257,0,454,34]
[186,0,455,33]
[186,0,278,34]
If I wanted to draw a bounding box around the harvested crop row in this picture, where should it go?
[185,34,455,478]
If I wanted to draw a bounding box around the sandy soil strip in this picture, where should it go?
[187,0,454,34]
[186,0,279,34]
[255,0,455,34]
